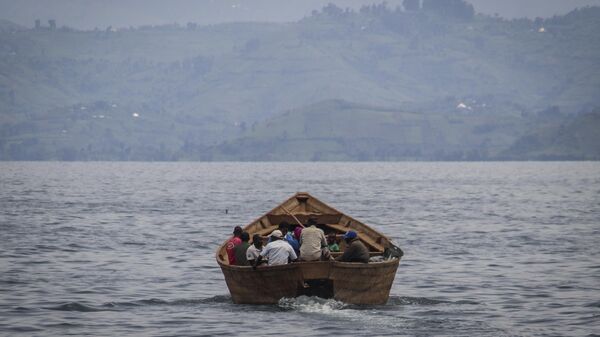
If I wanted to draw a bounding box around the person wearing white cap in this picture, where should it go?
[252,229,298,268]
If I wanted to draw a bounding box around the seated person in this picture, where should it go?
[246,233,265,266]
[299,218,331,261]
[280,222,300,256]
[327,232,340,252]
[226,226,243,265]
[335,230,369,263]
[233,232,251,266]
[293,227,303,242]
[253,230,297,268]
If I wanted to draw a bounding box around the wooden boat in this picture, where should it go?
[216,192,403,305]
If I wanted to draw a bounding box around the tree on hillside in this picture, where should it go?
[403,0,420,12]
[322,3,344,17]
[422,0,474,21]
[359,3,391,16]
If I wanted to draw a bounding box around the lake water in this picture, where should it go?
[1,162,599,336]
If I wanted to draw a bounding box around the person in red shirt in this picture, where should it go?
[226,226,243,265]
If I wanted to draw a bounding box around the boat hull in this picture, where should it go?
[218,259,399,305]
[330,259,399,304]
[220,263,304,304]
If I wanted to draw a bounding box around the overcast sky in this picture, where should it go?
[2,0,600,29]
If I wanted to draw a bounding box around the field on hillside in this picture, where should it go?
[1,4,599,160]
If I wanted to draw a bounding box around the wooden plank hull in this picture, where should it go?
[331,259,399,305]
[219,263,304,304]
[218,259,400,305]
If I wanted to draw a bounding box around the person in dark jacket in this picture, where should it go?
[335,230,369,263]
[233,232,251,265]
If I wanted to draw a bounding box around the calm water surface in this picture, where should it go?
[1,162,599,336]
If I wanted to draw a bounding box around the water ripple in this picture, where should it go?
[1,162,598,337]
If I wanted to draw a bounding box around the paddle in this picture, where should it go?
[281,205,305,228]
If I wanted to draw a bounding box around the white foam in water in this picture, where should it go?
[278,296,410,331]
[278,296,347,314]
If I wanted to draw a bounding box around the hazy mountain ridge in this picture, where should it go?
[1,3,599,160]
[501,110,600,160]
[3,0,600,29]
[206,100,600,161]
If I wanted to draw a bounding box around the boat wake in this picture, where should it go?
[277,295,475,313]
[276,295,484,333]
[278,296,347,313]
[42,294,476,313]
[46,302,108,312]
[277,296,413,331]
[44,295,233,312]
[390,296,480,306]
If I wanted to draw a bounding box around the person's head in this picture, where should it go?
[252,234,263,248]
[327,232,337,244]
[343,230,357,243]
[270,230,283,241]
[233,226,243,238]
[293,226,303,240]
[240,231,250,242]
[307,218,317,227]
[278,222,290,235]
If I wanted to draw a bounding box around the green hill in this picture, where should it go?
[1,2,600,160]
[207,99,530,161]
[501,110,600,160]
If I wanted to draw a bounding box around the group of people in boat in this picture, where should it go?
[225,218,370,268]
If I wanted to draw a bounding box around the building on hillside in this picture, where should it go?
[34,19,58,31]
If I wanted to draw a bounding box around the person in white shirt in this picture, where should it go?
[246,233,264,266]
[253,230,297,268]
